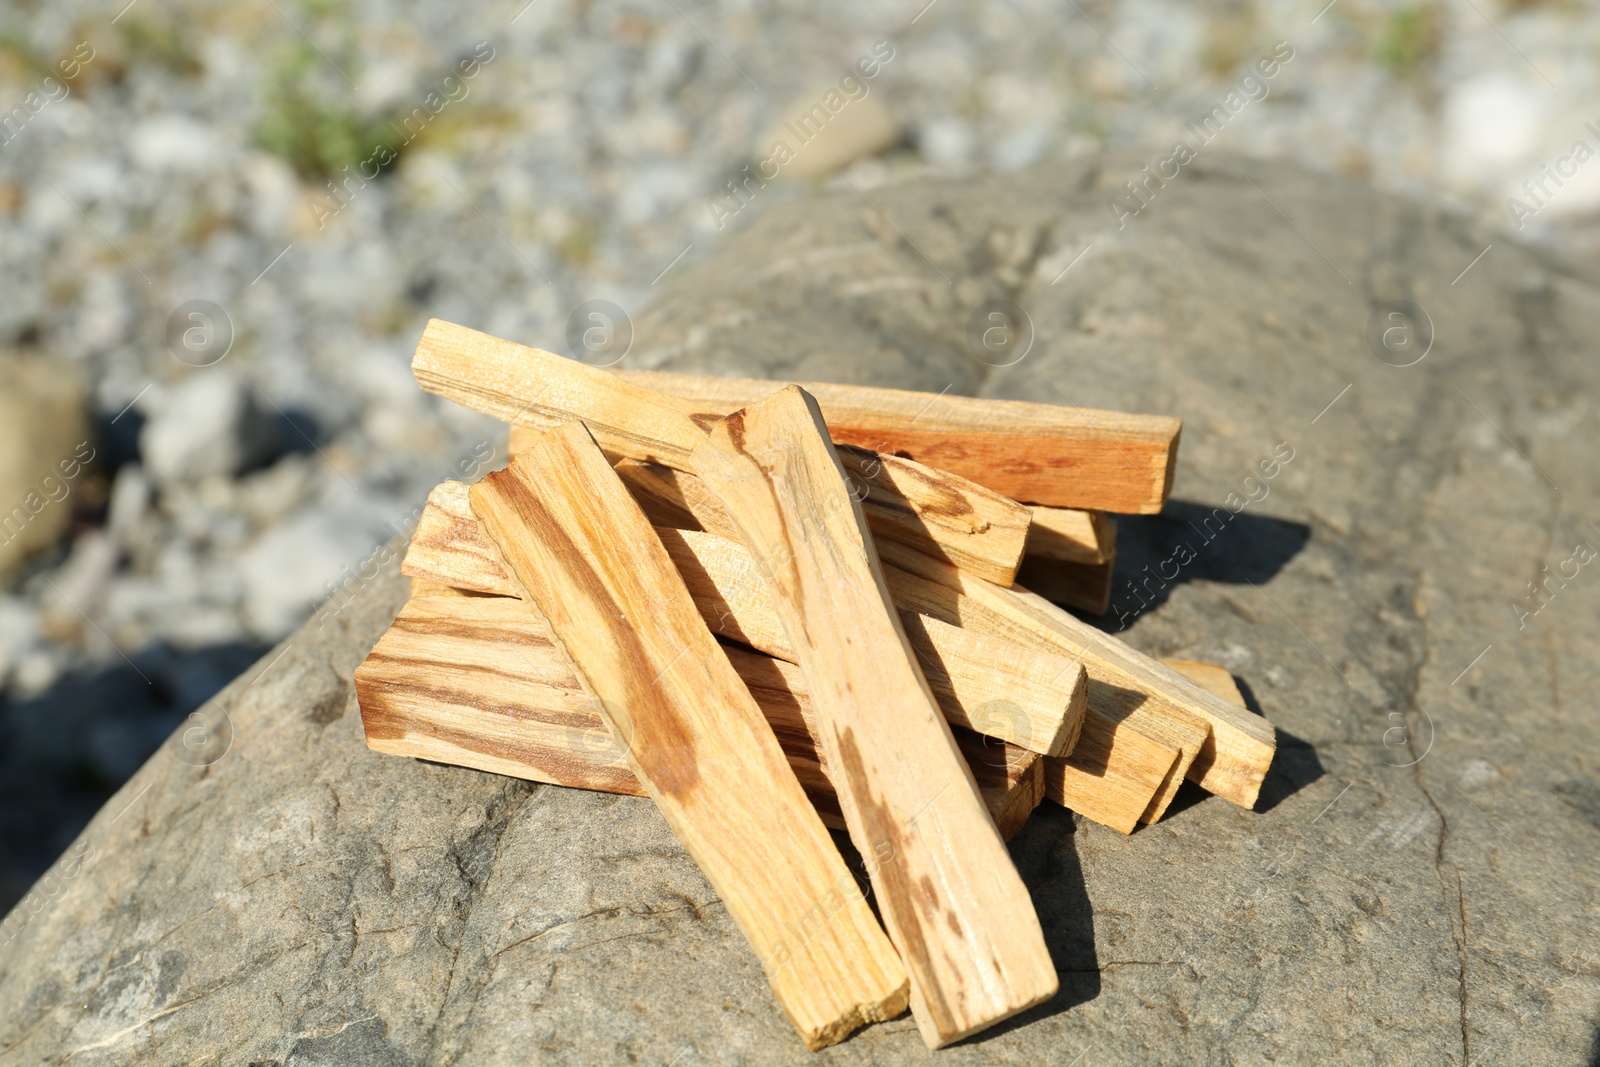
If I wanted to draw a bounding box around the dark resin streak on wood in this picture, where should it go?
[477,457,704,799]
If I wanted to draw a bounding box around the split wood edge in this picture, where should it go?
[405,482,1085,758]
[509,427,1031,587]
[877,540,1277,810]
[356,593,1046,840]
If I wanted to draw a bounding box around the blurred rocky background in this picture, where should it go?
[1,0,1596,909]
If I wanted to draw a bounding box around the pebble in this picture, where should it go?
[0,356,90,583]
[139,372,277,485]
[755,87,901,181]
[237,509,388,639]
[0,596,38,691]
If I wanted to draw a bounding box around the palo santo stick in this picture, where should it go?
[689,385,1057,1048]
[1025,506,1116,566]
[1041,713,1181,834]
[422,320,1028,584]
[356,595,1044,840]
[1018,507,1115,614]
[418,319,703,464]
[524,430,1036,587]
[722,644,1046,840]
[357,593,641,794]
[469,424,907,1049]
[1016,557,1115,617]
[618,367,1182,514]
[1162,659,1247,707]
[523,431,1036,588]
[900,610,1087,759]
[403,485,1086,757]
[660,528,1083,758]
[877,541,1276,810]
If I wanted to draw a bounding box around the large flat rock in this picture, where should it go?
[3,154,1597,1065]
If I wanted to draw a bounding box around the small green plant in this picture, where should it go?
[254,43,391,181]
[1375,5,1441,77]
[118,16,202,76]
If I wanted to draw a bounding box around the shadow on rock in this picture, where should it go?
[1240,680,1324,814]
[1159,675,1325,822]
[1104,500,1312,623]
[0,640,270,912]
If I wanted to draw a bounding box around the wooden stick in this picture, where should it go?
[619,368,1182,514]
[1016,507,1115,614]
[900,610,1086,759]
[356,595,1045,840]
[405,488,1160,829]
[417,319,704,465]
[1016,557,1115,616]
[468,423,907,1050]
[1025,506,1116,565]
[420,319,1029,584]
[519,431,1035,587]
[877,541,1276,810]
[720,643,1046,841]
[403,487,1087,757]
[525,440,1030,587]
[1041,714,1180,834]
[688,385,1057,1048]
[1163,659,1247,706]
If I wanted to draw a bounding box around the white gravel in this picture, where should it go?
[1,0,1598,684]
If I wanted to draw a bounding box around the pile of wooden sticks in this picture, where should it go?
[354,319,1277,1050]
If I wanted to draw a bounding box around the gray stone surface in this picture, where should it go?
[3,154,1598,1065]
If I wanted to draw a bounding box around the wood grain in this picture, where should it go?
[468,423,907,1050]
[405,482,515,593]
[508,428,1030,587]
[1040,713,1181,834]
[877,541,1276,810]
[403,487,1087,757]
[356,595,1044,840]
[879,559,1187,832]
[688,385,1057,1048]
[1025,506,1116,565]
[619,367,1182,514]
[356,594,640,794]
[1015,557,1115,616]
[1016,507,1115,614]
[1162,659,1247,706]
[423,320,1031,584]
